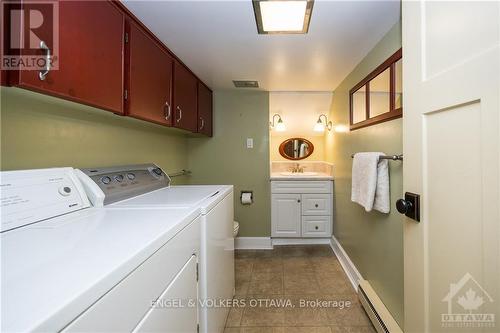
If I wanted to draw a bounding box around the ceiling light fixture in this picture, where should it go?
[314,114,332,132]
[253,0,314,34]
[270,114,286,131]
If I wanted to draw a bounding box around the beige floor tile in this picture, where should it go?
[252,257,283,273]
[241,327,285,333]
[284,306,329,326]
[283,257,314,273]
[316,274,355,296]
[324,304,373,326]
[284,272,320,295]
[236,258,254,276]
[248,272,283,294]
[226,307,244,327]
[330,326,376,333]
[241,305,285,327]
[224,328,242,333]
[284,327,332,333]
[228,246,372,331]
[235,278,250,296]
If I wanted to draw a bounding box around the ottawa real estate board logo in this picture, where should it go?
[441,273,495,328]
[1,1,59,73]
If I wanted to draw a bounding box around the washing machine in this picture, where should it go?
[76,164,235,333]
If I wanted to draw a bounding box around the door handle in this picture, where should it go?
[199,117,204,130]
[164,102,171,120]
[39,41,51,81]
[176,106,182,123]
[396,192,420,222]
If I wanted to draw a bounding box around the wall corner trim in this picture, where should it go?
[330,236,363,292]
[235,237,273,250]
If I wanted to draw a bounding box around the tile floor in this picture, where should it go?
[225,245,375,333]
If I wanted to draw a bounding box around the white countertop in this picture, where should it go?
[270,172,334,181]
[1,206,200,332]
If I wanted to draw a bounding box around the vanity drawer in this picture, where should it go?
[271,181,333,194]
[302,216,331,237]
[301,194,332,215]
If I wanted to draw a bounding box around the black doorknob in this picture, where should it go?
[396,199,413,214]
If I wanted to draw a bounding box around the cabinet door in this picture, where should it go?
[197,82,213,136]
[133,255,198,333]
[272,194,301,237]
[173,61,197,132]
[10,1,125,114]
[127,21,173,126]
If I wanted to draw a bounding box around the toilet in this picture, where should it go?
[233,221,239,237]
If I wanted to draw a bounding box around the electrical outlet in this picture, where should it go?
[246,138,254,149]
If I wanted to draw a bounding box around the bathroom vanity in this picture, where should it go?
[270,162,334,238]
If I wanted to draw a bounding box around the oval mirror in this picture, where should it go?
[279,138,314,160]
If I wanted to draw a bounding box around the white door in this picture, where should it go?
[403,1,499,332]
[272,194,301,237]
[133,255,198,333]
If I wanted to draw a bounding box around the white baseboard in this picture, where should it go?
[330,235,363,292]
[235,237,273,250]
[272,238,332,246]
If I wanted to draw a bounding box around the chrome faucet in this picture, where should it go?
[290,163,306,173]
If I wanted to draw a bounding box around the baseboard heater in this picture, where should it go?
[358,280,403,333]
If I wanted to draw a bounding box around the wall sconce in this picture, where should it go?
[313,114,333,132]
[270,114,286,132]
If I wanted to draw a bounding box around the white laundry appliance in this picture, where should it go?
[1,167,201,332]
[76,164,235,333]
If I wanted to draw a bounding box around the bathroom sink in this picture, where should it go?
[280,171,319,176]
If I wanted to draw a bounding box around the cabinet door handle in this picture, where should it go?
[176,106,182,123]
[164,102,171,120]
[315,226,319,230]
[297,199,301,203]
[315,204,319,208]
[199,117,204,130]
[38,41,51,81]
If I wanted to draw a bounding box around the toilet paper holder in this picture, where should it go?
[240,190,253,205]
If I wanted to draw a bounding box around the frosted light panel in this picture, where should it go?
[260,1,307,32]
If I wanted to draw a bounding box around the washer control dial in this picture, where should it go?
[114,174,124,182]
[101,176,112,185]
[126,173,136,180]
[58,186,72,196]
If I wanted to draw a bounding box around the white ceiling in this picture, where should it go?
[123,0,400,92]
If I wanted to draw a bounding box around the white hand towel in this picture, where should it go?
[351,152,390,213]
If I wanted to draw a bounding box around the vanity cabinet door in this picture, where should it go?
[272,194,301,237]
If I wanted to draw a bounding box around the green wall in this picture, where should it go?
[187,90,270,237]
[324,21,404,326]
[1,87,189,184]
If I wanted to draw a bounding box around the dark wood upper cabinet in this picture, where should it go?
[126,21,173,126]
[197,82,213,137]
[173,61,198,132]
[8,1,125,114]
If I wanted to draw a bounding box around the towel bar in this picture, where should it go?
[351,154,403,161]
[168,169,192,177]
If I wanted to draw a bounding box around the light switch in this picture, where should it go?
[246,138,254,149]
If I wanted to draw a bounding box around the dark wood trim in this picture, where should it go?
[279,138,315,160]
[365,82,370,121]
[349,48,402,96]
[349,48,402,131]
[350,108,402,131]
